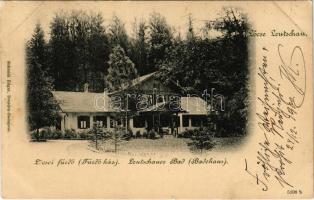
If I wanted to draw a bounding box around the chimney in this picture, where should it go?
[84,83,89,93]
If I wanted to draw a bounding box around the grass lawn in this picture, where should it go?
[29,135,245,156]
[88,135,245,156]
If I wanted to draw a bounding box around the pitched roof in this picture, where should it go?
[131,72,157,86]
[51,73,208,115]
[109,72,157,95]
[52,91,111,113]
[180,97,209,115]
[51,73,158,113]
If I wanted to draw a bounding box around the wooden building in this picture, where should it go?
[52,72,209,136]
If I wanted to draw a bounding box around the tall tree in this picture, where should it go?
[108,15,130,56]
[26,24,58,138]
[130,19,149,75]
[212,8,249,136]
[87,13,110,92]
[147,12,173,72]
[158,8,249,136]
[49,10,110,92]
[213,8,248,38]
[49,12,76,91]
[106,45,138,92]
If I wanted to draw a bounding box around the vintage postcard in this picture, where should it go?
[1,1,313,198]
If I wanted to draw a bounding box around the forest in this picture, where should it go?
[26,8,249,136]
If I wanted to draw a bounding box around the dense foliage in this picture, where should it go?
[106,45,138,91]
[158,9,249,136]
[26,24,59,135]
[49,11,110,92]
[47,11,175,92]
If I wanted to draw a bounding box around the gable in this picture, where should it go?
[132,78,174,93]
[109,72,181,96]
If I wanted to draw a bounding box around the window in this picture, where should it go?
[109,117,126,128]
[191,115,207,127]
[93,116,107,128]
[183,115,189,127]
[133,116,145,128]
[78,116,90,129]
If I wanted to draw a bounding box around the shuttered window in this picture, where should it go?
[78,116,90,129]
[93,116,107,128]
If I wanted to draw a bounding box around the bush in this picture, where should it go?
[30,128,48,141]
[89,128,111,141]
[40,129,48,139]
[189,128,216,152]
[148,129,157,139]
[158,127,164,138]
[179,129,194,138]
[64,129,77,139]
[45,127,62,139]
[79,129,99,140]
[135,130,141,138]
[31,127,64,140]
[143,131,148,138]
[86,128,95,135]
[52,129,63,139]
[102,130,113,139]
[44,128,53,139]
[121,128,133,141]
[30,130,40,140]
[79,131,89,140]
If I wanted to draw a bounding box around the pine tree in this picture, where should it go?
[130,20,149,76]
[106,45,138,92]
[49,11,110,92]
[148,12,173,72]
[26,24,58,140]
[108,15,130,56]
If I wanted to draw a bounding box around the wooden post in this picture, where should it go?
[171,116,174,135]
[107,116,110,130]
[158,113,161,134]
[179,114,183,134]
[153,113,155,130]
[176,113,179,137]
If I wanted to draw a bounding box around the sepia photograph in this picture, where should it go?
[26,6,249,154]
